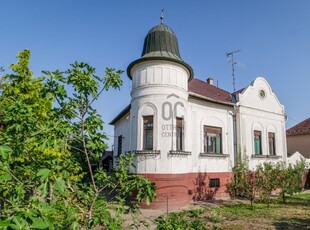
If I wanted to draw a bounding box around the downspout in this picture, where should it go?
[229,109,238,167]
[232,111,238,167]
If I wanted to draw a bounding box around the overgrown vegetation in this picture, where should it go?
[0,50,156,229]
[155,209,206,230]
[227,149,306,209]
[155,194,310,229]
[226,150,256,209]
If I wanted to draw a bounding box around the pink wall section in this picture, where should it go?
[139,172,232,210]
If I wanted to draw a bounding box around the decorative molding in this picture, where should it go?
[127,150,161,155]
[169,150,191,156]
[199,153,229,158]
[251,155,282,159]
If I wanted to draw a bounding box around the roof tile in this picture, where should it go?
[188,78,232,104]
[287,117,310,136]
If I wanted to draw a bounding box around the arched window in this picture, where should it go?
[143,116,153,150]
[254,130,262,155]
[139,103,157,150]
[252,122,263,155]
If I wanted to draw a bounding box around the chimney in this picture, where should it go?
[207,77,214,85]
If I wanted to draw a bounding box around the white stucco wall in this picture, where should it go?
[236,77,287,170]
[113,111,130,157]
[113,70,287,175]
[129,60,192,174]
[188,98,234,173]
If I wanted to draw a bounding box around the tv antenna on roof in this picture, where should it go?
[226,49,241,92]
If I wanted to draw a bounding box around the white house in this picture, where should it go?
[110,22,287,209]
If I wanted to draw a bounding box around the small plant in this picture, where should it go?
[208,210,222,223]
[188,208,205,218]
[155,211,206,230]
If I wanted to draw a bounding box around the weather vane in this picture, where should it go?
[160,8,164,24]
[226,49,241,92]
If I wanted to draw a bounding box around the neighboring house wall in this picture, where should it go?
[287,134,310,159]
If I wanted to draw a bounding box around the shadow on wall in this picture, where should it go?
[192,172,219,201]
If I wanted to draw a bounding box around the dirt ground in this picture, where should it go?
[123,190,310,230]
[123,199,235,229]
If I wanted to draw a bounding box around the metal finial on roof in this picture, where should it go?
[160,8,164,24]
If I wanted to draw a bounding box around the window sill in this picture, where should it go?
[199,153,229,158]
[169,150,192,156]
[251,155,282,159]
[126,150,161,155]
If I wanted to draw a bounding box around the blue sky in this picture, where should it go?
[1,1,310,149]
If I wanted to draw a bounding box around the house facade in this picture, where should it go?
[110,22,287,209]
[287,117,310,159]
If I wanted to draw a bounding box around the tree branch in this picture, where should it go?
[80,94,97,193]
[3,166,23,184]
[84,81,108,115]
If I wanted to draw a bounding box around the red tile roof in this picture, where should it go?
[287,117,310,136]
[188,78,233,104]
[110,78,235,125]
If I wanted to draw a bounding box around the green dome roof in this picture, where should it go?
[141,24,181,60]
[127,23,193,80]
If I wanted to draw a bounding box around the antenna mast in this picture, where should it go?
[226,49,241,92]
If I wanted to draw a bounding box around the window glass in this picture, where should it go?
[176,117,183,151]
[254,131,262,155]
[143,116,153,150]
[204,126,222,153]
[117,135,122,156]
[209,178,220,188]
[268,132,276,155]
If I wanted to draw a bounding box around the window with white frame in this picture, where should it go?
[143,116,153,150]
[176,117,184,151]
[254,130,262,155]
[268,132,276,155]
[204,126,222,154]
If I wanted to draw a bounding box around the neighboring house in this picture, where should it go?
[110,22,287,209]
[287,117,310,158]
[101,150,114,172]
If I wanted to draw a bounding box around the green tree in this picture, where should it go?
[0,50,156,229]
[255,162,278,207]
[276,160,306,203]
[227,148,256,209]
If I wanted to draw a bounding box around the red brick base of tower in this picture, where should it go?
[139,172,233,210]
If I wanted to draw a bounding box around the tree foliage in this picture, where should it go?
[255,162,278,207]
[227,149,256,209]
[227,148,306,209]
[276,160,306,203]
[0,50,156,229]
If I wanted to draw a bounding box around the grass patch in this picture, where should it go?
[155,193,310,230]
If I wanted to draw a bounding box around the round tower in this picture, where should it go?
[128,22,194,209]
